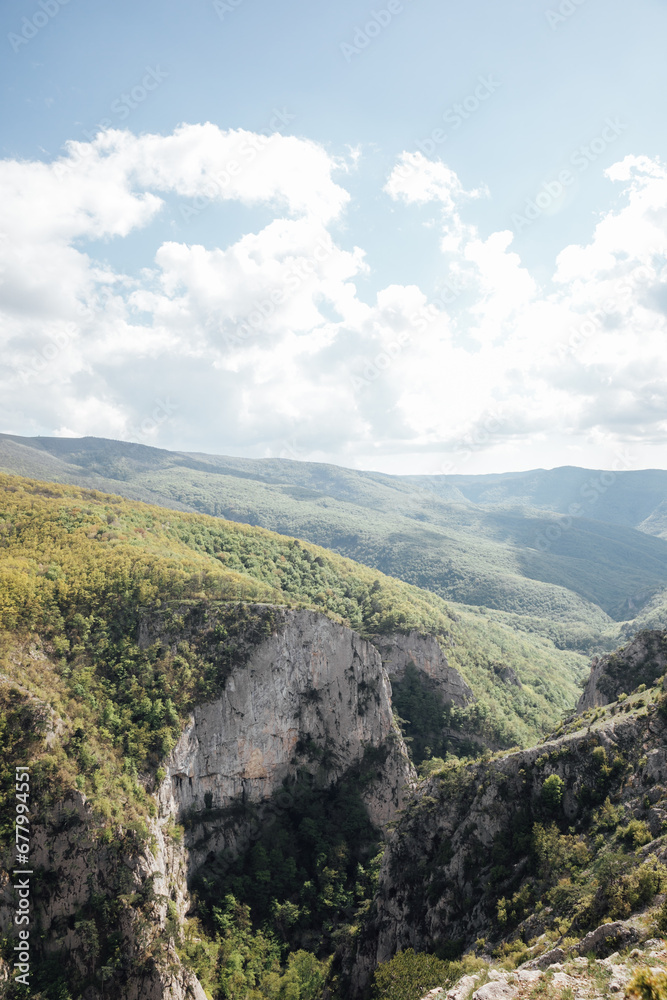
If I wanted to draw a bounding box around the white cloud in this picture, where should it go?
[2,129,667,474]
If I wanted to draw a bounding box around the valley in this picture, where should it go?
[0,470,666,999]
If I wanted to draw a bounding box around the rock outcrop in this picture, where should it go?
[350,684,667,996]
[1,606,416,999]
[0,778,203,1000]
[373,631,473,708]
[160,610,413,826]
[577,629,667,711]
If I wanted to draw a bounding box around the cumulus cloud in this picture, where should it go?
[2,128,667,473]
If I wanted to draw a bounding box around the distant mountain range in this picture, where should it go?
[3,432,667,652]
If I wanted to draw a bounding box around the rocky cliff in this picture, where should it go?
[0,688,205,1000]
[351,638,667,996]
[1,605,421,998]
[372,631,473,708]
[577,629,667,711]
[157,608,416,875]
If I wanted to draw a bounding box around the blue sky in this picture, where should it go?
[2,0,667,473]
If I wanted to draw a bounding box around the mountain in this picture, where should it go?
[0,473,581,998]
[1,474,666,999]
[3,435,667,654]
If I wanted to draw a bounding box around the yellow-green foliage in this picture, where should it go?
[528,822,667,930]
[0,473,585,834]
[627,969,667,1000]
[0,472,458,638]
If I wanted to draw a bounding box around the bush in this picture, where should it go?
[372,949,455,1000]
[618,819,653,849]
[626,969,667,1000]
[657,898,667,933]
[541,774,564,813]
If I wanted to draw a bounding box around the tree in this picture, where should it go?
[541,774,564,814]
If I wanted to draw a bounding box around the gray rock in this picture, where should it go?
[516,970,542,984]
[521,947,566,970]
[472,982,518,1000]
[446,974,480,1000]
[577,921,638,957]
[577,631,667,712]
[159,609,415,845]
[374,630,474,707]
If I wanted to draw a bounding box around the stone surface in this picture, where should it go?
[472,981,517,1000]
[551,972,576,988]
[577,921,638,957]
[577,631,667,711]
[351,673,667,998]
[0,786,199,1000]
[447,974,480,1000]
[515,970,542,983]
[1,608,417,1000]
[159,610,415,842]
[374,630,473,708]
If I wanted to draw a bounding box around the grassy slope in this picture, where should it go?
[3,436,667,654]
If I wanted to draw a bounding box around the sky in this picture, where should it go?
[2,0,667,475]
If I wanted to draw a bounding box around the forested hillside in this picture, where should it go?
[2,474,666,1000]
[0,473,585,792]
[2,436,667,655]
[0,473,583,999]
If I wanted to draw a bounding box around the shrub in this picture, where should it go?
[618,819,653,849]
[626,969,667,1000]
[372,949,455,1000]
[541,774,564,813]
[657,898,667,934]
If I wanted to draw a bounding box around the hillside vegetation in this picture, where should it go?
[0,472,585,999]
[1,473,666,1000]
[0,473,585,820]
[2,435,667,654]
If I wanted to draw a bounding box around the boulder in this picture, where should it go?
[520,947,566,970]
[446,975,480,1000]
[472,982,518,1000]
[577,921,638,957]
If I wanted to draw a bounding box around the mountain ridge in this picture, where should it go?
[3,435,667,655]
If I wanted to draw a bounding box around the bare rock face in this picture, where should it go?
[577,630,667,712]
[350,698,667,997]
[576,920,638,957]
[159,610,415,846]
[0,783,201,1000]
[2,608,415,1000]
[373,631,473,708]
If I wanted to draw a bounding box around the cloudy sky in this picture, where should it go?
[2,0,667,474]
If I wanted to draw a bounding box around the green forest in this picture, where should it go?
[4,435,667,655]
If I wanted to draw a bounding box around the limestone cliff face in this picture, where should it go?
[373,631,473,708]
[577,629,667,711]
[1,608,415,999]
[158,610,416,859]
